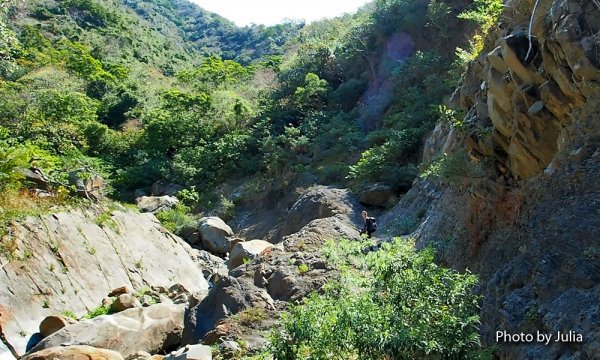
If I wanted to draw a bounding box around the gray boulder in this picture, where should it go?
[137,196,179,213]
[228,240,279,269]
[28,303,186,359]
[358,183,397,208]
[198,217,235,255]
[280,186,358,238]
[151,181,185,197]
[182,276,274,345]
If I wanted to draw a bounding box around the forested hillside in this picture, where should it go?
[0,0,485,216]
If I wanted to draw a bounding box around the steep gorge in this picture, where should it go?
[1,0,599,359]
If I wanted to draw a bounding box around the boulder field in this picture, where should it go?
[0,185,367,359]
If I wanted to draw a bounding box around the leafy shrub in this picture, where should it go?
[348,129,422,188]
[271,239,482,359]
[420,149,486,184]
[61,310,78,320]
[94,211,119,233]
[234,307,267,327]
[155,203,197,236]
[85,304,111,319]
[216,196,235,222]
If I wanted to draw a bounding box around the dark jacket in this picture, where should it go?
[362,217,376,234]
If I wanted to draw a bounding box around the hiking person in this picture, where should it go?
[360,210,377,238]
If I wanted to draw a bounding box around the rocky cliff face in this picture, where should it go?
[395,0,600,358]
[0,208,209,358]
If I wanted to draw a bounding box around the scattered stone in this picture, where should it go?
[267,268,299,301]
[228,240,277,269]
[137,196,179,213]
[109,286,130,297]
[172,293,189,305]
[528,100,544,115]
[168,284,188,296]
[20,167,49,191]
[151,286,169,294]
[34,189,53,198]
[198,217,235,255]
[39,315,75,338]
[219,340,241,355]
[139,295,156,307]
[111,293,142,313]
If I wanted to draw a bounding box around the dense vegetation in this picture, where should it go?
[0,0,496,205]
[270,239,483,359]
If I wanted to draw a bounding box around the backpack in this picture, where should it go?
[366,217,378,233]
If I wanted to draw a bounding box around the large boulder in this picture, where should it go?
[280,186,359,238]
[228,240,278,269]
[39,315,75,338]
[151,181,185,197]
[198,217,235,255]
[137,196,179,213]
[28,303,185,359]
[110,293,141,313]
[358,183,397,208]
[182,277,275,345]
[21,345,124,360]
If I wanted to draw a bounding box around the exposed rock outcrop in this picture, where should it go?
[182,185,362,346]
[404,0,600,358]
[0,209,209,357]
[451,0,600,182]
[280,186,358,237]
